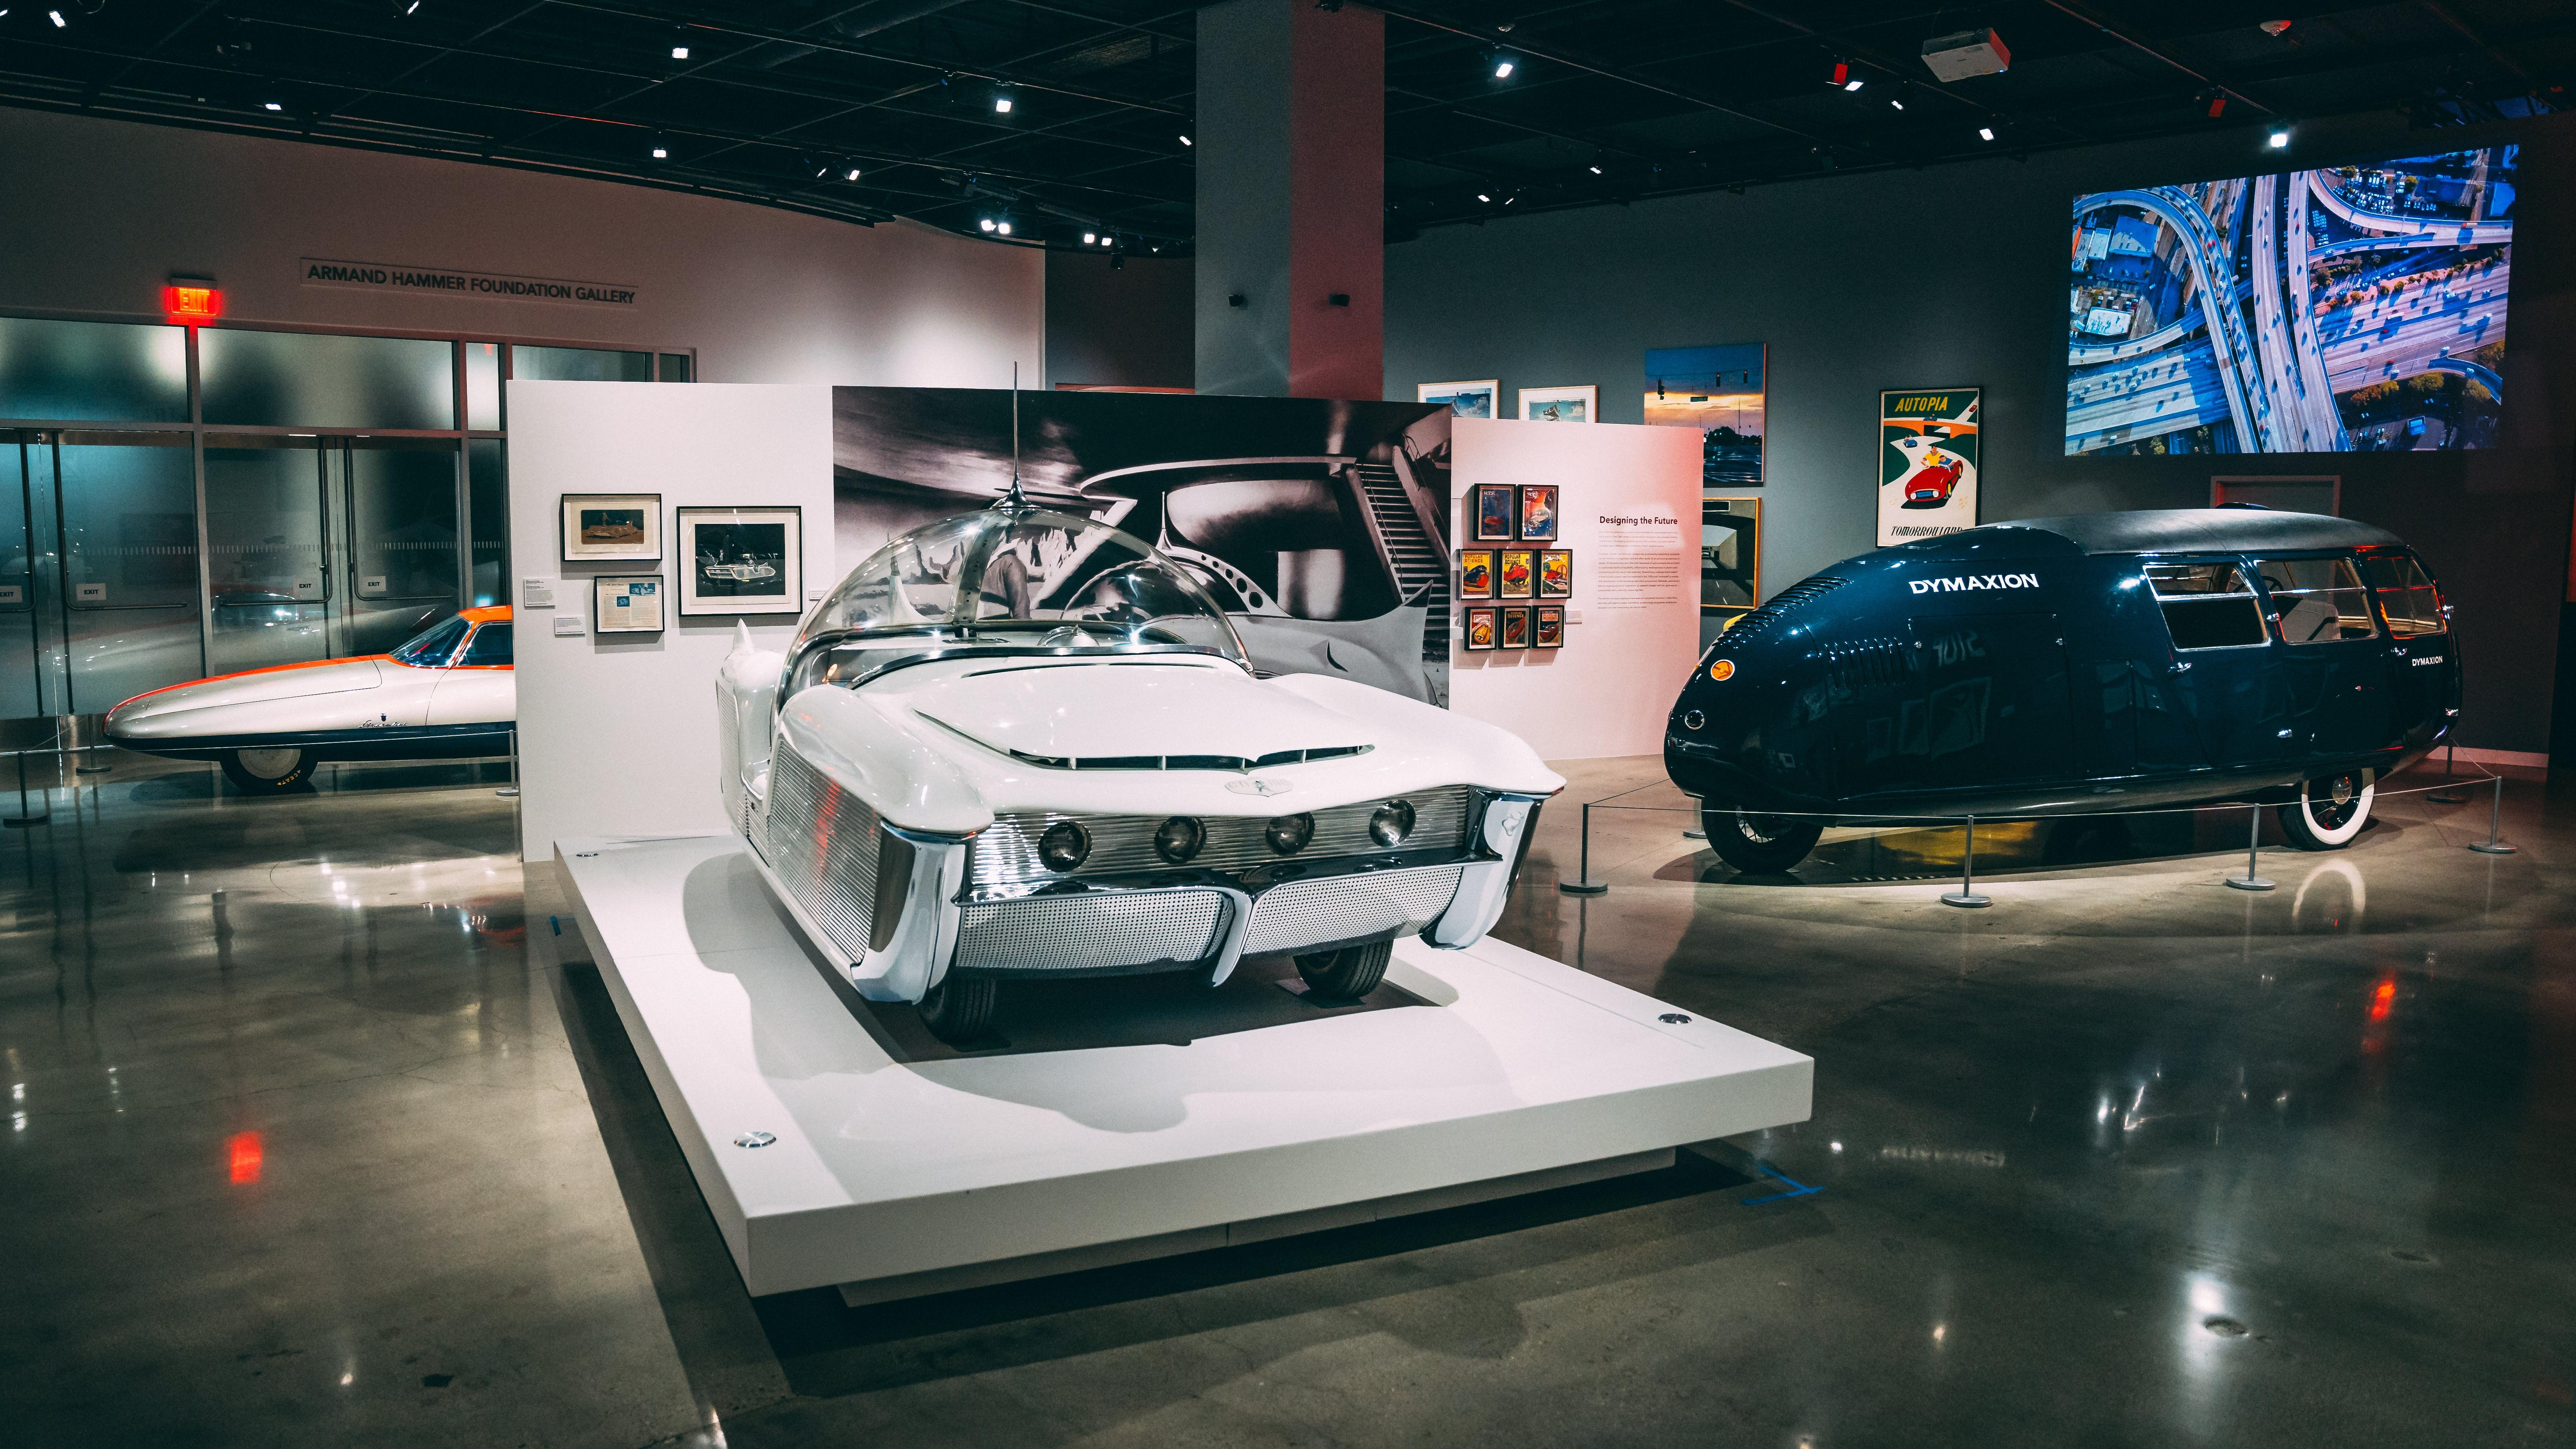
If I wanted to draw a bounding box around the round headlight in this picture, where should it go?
[1709,658,1736,682]
[1368,798,1415,848]
[1038,820,1090,873]
[1264,813,1314,855]
[1153,815,1205,864]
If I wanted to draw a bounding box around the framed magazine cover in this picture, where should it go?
[1499,605,1531,649]
[1517,484,1559,542]
[1458,549,1494,600]
[1533,605,1564,648]
[1498,549,1534,600]
[1472,484,1517,542]
[1538,549,1572,599]
[1462,605,1499,651]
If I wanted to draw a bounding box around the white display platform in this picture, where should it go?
[556,833,1813,1300]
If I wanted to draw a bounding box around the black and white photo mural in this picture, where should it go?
[830,388,1457,705]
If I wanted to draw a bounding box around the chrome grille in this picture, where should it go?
[1243,864,1464,956]
[956,890,1230,973]
[972,785,1473,886]
[765,741,882,962]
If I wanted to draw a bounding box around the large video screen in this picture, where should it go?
[2066,145,2513,456]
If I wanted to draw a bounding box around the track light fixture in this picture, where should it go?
[1476,191,1491,203]
[1083,231,1096,244]
[992,87,1015,115]
[1978,126,1995,141]
[49,9,67,26]
[1588,164,1602,174]
[1179,134,1192,146]
[1489,51,1517,79]
[651,146,669,159]
[671,44,688,59]
[842,166,862,182]
[263,100,283,111]
[1845,77,1864,92]
[2268,126,2291,148]
[979,217,997,231]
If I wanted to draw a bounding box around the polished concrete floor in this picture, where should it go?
[3,748,2571,1447]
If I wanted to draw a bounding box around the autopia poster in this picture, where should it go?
[1878,388,1980,546]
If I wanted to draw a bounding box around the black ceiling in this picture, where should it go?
[3,1,2569,255]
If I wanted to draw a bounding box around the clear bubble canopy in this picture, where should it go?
[784,504,1250,694]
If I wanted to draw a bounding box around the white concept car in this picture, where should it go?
[104,606,515,793]
[717,505,1562,1044]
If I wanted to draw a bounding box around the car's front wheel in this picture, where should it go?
[1700,801,1825,874]
[2278,769,2374,849]
[917,974,997,1045]
[1294,939,1391,1000]
[221,747,314,795]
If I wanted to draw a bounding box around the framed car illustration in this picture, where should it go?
[561,493,661,563]
[1463,605,1499,651]
[1500,605,1531,649]
[1517,484,1559,541]
[1534,605,1565,648]
[678,506,803,616]
[1458,549,1494,600]
[1538,549,1572,599]
[1498,549,1534,599]
[1473,484,1517,542]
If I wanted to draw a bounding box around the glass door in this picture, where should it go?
[332,436,462,657]
[205,434,333,673]
[47,431,203,715]
[1,433,42,719]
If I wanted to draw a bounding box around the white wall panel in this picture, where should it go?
[1448,419,1701,761]
[507,382,831,857]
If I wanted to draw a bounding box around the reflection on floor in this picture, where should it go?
[3,747,2570,1447]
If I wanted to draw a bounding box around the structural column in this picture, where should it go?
[1194,0,1383,399]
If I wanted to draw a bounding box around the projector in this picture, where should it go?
[1922,27,2010,81]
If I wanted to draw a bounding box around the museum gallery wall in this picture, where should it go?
[1449,418,1702,761]
[1386,109,2576,758]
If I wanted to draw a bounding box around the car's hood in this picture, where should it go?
[912,660,1375,765]
[107,656,386,729]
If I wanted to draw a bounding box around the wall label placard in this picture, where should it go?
[299,257,640,307]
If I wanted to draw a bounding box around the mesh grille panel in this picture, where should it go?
[765,742,882,962]
[1243,864,1464,956]
[974,785,1473,886]
[957,891,1229,973]
[1708,575,1848,656]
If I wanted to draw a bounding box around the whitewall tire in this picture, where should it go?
[2278,769,2374,850]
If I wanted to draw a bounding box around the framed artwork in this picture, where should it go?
[1878,388,1981,546]
[592,574,665,633]
[677,506,803,616]
[1538,549,1573,599]
[1499,605,1531,649]
[1518,385,1597,423]
[1534,605,1565,649]
[1517,484,1559,541]
[1645,343,1765,486]
[1702,496,1761,624]
[561,493,661,563]
[1419,379,1500,418]
[1498,549,1534,599]
[1458,549,1494,600]
[1473,484,1517,542]
[1463,605,1499,651]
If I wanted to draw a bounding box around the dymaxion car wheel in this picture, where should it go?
[1294,938,1392,1000]
[220,747,314,795]
[2278,769,2375,850]
[917,974,998,1044]
[1700,801,1826,874]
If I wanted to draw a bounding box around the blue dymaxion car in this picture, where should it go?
[1665,508,2460,872]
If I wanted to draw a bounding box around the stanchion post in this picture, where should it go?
[1940,815,1991,908]
[4,745,49,828]
[2467,774,2516,855]
[496,726,521,798]
[2426,735,2467,805]
[2226,802,2275,891]
[1559,801,1609,895]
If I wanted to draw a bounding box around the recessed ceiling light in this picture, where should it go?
[651,146,668,159]
[1477,192,1491,203]
[263,101,284,111]
[2268,127,2292,148]
[1844,78,1864,91]
[1978,126,1995,141]
[1083,231,1096,244]
[979,218,996,232]
[995,221,1011,235]
[48,8,66,26]
[843,166,862,181]
[994,95,1013,114]
[671,45,689,60]
[1179,134,1192,146]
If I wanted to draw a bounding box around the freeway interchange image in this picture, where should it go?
[2067,146,2512,456]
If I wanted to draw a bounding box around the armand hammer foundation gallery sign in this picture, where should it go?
[299,258,640,307]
